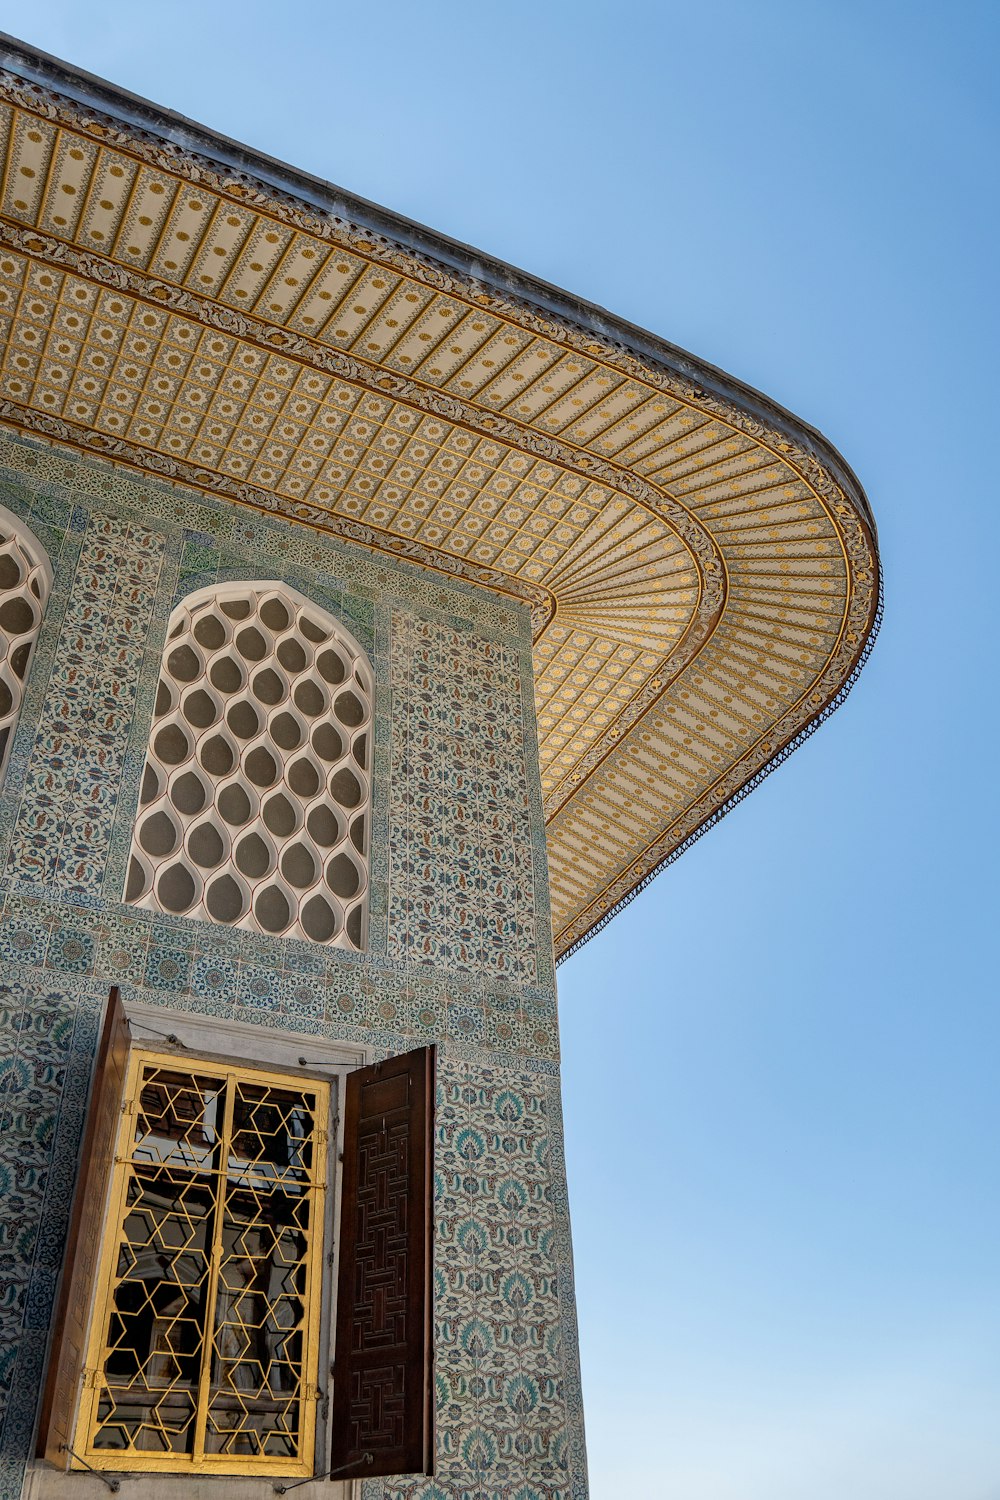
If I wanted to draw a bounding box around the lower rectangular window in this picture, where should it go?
[74,1051,329,1476]
[39,991,435,1484]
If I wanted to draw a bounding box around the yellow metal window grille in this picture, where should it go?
[74,1051,329,1475]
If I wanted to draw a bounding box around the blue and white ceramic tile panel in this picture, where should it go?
[5,516,166,894]
[388,613,538,981]
[0,427,587,1500]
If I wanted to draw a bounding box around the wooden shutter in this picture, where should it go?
[331,1045,435,1479]
[37,987,131,1467]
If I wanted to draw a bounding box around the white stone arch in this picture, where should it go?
[0,502,52,785]
[126,581,373,951]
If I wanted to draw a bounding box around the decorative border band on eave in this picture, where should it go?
[0,65,873,547]
[0,205,725,650]
[0,45,883,961]
[555,560,884,965]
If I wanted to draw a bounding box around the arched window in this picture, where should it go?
[126,583,373,950]
[0,504,51,784]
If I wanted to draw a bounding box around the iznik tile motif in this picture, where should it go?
[0,977,101,1500]
[400,1061,583,1500]
[0,891,561,1065]
[389,614,538,980]
[5,513,165,895]
[0,428,584,1500]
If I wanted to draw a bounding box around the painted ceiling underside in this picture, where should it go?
[0,44,880,959]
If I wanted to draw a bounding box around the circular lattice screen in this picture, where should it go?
[126,584,372,949]
[0,505,51,784]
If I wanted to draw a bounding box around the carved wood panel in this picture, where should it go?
[331,1046,434,1479]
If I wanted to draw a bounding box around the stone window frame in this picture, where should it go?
[0,501,52,785]
[125,582,373,951]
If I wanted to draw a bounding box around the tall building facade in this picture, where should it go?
[0,36,880,1500]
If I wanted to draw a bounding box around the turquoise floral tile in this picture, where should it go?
[236,963,279,1009]
[44,926,95,974]
[143,945,191,993]
[97,920,150,983]
[190,954,237,999]
[0,923,49,968]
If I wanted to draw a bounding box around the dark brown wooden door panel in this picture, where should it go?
[331,1045,435,1479]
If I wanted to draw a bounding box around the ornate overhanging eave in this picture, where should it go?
[0,36,881,960]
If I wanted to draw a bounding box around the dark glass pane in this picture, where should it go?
[218,781,252,826]
[299,616,327,644]
[235,627,267,662]
[251,667,285,706]
[306,804,340,847]
[301,895,336,943]
[206,873,245,924]
[157,862,196,913]
[200,734,235,776]
[333,689,364,728]
[8,641,29,679]
[287,757,319,798]
[235,832,272,880]
[263,793,296,838]
[155,678,174,717]
[193,614,227,651]
[0,595,35,635]
[330,766,361,808]
[316,649,345,685]
[154,723,191,766]
[259,598,290,633]
[183,688,219,729]
[310,722,342,762]
[255,885,290,934]
[125,854,146,903]
[277,638,306,674]
[227,700,261,740]
[167,644,201,683]
[188,822,225,869]
[281,843,316,889]
[327,851,360,899]
[272,711,302,751]
[138,809,178,859]
[210,655,244,695]
[292,679,324,718]
[171,770,207,816]
[245,746,278,788]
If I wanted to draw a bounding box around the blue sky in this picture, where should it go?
[9,3,999,1495]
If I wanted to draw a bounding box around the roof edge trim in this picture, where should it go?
[557,561,884,966]
[0,31,875,543]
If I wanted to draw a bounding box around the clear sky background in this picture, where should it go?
[7,4,999,1496]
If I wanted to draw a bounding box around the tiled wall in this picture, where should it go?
[0,429,585,1500]
[388,613,540,980]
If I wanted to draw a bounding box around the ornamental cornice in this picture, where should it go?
[0,50,881,958]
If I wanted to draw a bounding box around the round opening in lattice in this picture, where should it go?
[127,584,372,950]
